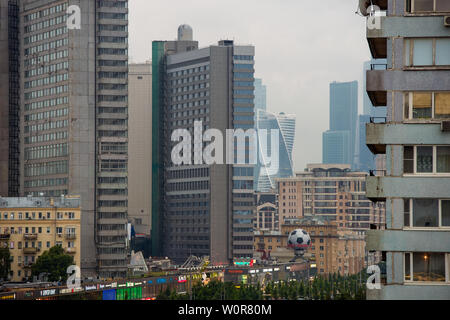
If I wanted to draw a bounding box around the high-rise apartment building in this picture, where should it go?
[0,0,20,198]
[363,0,450,299]
[0,0,130,278]
[323,81,358,168]
[152,25,255,264]
[277,164,385,232]
[254,110,295,192]
[128,62,152,257]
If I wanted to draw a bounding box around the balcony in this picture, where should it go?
[23,233,38,240]
[65,233,77,240]
[371,0,387,9]
[65,248,76,254]
[366,123,449,155]
[23,262,34,269]
[366,176,450,201]
[367,229,450,252]
[23,247,39,254]
[367,284,450,300]
[366,69,450,107]
[0,233,10,240]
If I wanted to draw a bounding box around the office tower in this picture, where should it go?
[363,0,450,299]
[0,0,20,197]
[152,25,255,264]
[254,110,295,192]
[322,130,351,165]
[323,81,358,168]
[128,62,152,257]
[254,78,266,111]
[277,164,385,233]
[16,0,129,278]
[0,195,81,282]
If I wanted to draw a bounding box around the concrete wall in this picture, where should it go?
[128,63,152,236]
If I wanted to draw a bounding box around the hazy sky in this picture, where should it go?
[129,0,372,171]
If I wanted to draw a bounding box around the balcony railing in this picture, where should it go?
[65,247,76,254]
[65,233,77,240]
[0,234,11,240]
[23,262,34,268]
[23,247,39,254]
[23,233,38,240]
[370,63,387,70]
[369,170,386,177]
[370,117,387,124]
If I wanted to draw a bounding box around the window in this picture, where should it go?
[405,38,450,67]
[404,252,448,282]
[404,146,450,174]
[404,199,450,227]
[404,92,450,119]
[407,0,450,13]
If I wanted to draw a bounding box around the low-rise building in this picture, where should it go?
[0,196,81,282]
[254,216,366,275]
[254,192,278,231]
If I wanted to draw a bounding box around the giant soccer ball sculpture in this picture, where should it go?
[287,229,311,258]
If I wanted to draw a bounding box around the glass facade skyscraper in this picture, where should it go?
[254,110,295,192]
[254,78,266,111]
[323,81,358,168]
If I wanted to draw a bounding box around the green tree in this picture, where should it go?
[31,245,74,282]
[0,246,11,281]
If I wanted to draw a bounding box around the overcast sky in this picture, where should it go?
[129,0,372,172]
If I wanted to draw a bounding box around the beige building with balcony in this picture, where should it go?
[0,196,81,282]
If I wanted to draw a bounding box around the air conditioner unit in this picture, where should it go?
[442,121,450,132]
[445,16,450,27]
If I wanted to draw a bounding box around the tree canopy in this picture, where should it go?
[0,246,11,281]
[31,245,74,282]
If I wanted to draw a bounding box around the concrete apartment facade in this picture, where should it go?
[0,0,130,278]
[0,196,81,282]
[363,0,450,299]
[152,26,255,265]
[128,62,152,255]
[0,0,20,198]
[277,164,385,232]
